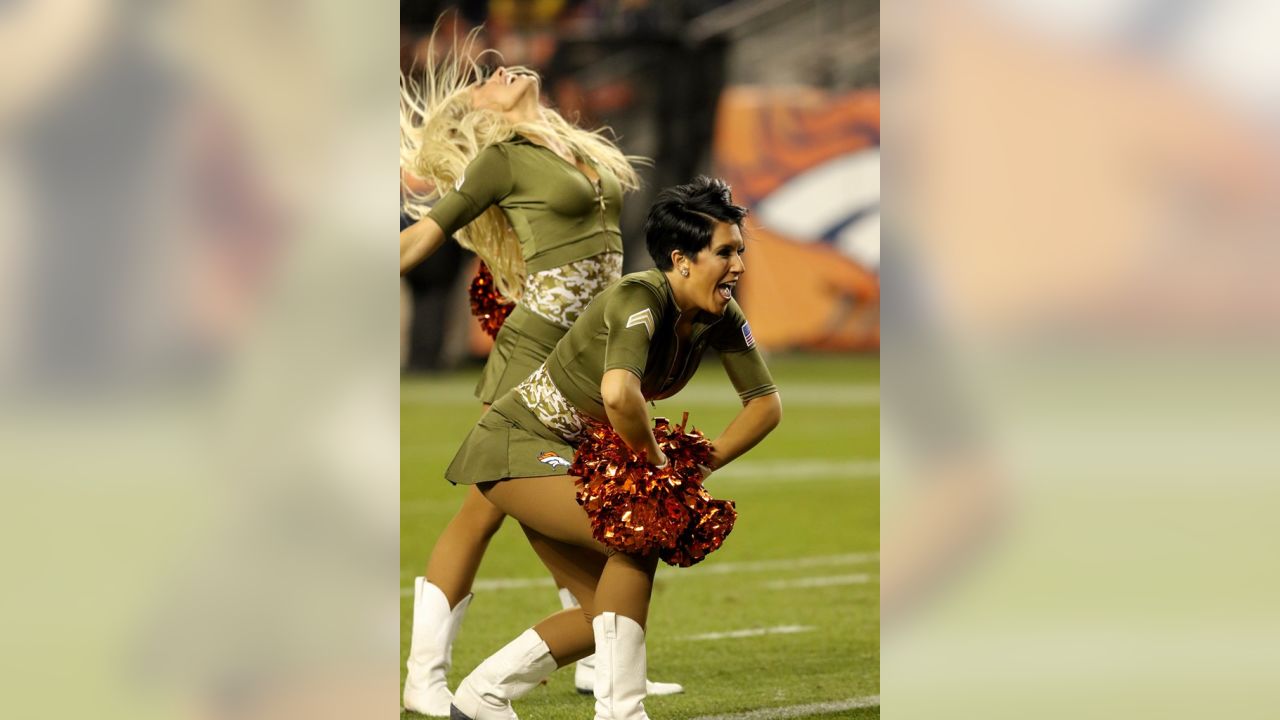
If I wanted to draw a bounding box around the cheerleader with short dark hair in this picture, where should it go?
[444,177,782,720]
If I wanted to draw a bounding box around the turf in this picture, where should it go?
[402,354,880,719]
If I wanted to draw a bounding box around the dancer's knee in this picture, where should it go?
[604,547,660,574]
[569,585,597,623]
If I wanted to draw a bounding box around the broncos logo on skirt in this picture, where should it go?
[538,451,572,468]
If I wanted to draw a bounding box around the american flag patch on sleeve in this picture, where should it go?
[742,322,755,348]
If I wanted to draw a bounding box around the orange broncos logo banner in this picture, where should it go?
[714,87,880,351]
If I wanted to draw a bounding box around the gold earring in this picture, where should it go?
[680,266,689,277]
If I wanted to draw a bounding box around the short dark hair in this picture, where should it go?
[644,176,748,270]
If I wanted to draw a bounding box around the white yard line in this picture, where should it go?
[762,573,877,589]
[400,552,880,596]
[689,696,881,720]
[688,552,879,575]
[683,625,815,641]
[472,577,555,591]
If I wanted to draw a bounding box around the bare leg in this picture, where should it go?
[421,404,506,608]
[454,476,662,719]
[518,525,606,665]
[447,477,612,718]
[404,406,508,716]
[479,476,658,627]
[597,551,660,629]
[423,485,506,608]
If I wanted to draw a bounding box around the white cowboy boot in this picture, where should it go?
[562,589,683,697]
[450,629,557,720]
[403,578,473,716]
[592,612,651,720]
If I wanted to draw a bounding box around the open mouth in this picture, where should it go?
[717,282,735,301]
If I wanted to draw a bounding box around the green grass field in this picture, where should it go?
[402,354,880,719]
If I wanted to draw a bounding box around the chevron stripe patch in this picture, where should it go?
[625,308,655,338]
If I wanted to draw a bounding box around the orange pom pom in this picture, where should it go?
[569,413,737,567]
[469,262,514,338]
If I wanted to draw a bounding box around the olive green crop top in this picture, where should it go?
[546,269,778,422]
[427,137,624,273]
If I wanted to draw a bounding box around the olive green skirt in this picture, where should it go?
[446,391,576,485]
[475,305,568,403]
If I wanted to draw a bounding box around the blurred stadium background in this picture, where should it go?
[399,0,879,371]
[400,1,880,717]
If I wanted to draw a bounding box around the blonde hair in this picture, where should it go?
[401,24,644,300]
